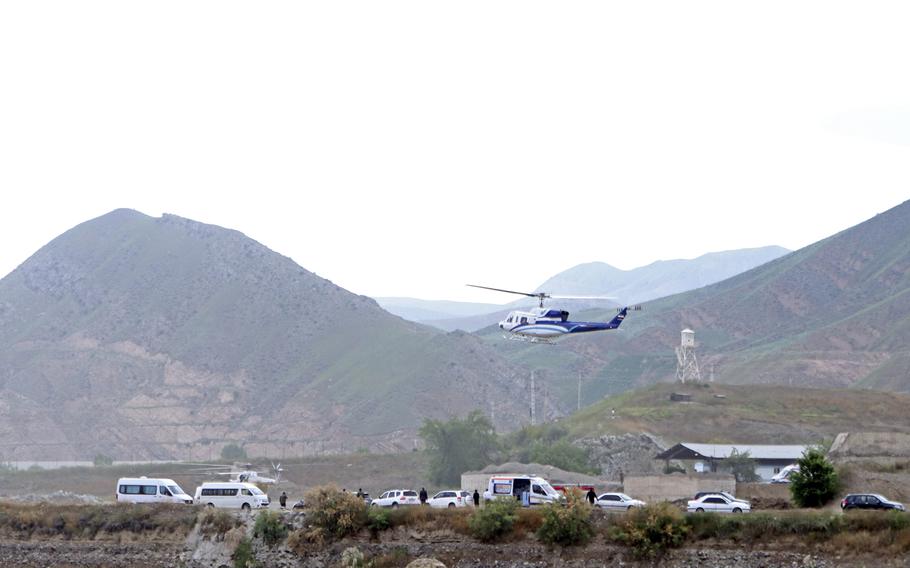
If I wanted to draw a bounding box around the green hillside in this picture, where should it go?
[561,383,910,444]
[485,200,910,401]
[0,210,532,461]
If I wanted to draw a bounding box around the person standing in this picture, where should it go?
[279,491,288,509]
[419,487,428,505]
[472,489,480,507]
[586,488,597,505]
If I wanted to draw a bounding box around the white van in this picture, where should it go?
[194,482,270,510]
[116,477,194,504]
[482,475,563,505]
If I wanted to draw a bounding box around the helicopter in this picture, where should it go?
[467,284,640,343]
[190,462,285,485]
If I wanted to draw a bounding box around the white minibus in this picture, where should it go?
[193,482,270,510]
[116,477,194,504]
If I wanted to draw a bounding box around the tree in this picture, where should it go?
[93,453,114,467]
[724,448,759,483]
[221,443,248,461]
[525,441,598,475]
[790,447,839,507]
[419,411,498,485]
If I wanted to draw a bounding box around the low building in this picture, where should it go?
[655,443,806,482]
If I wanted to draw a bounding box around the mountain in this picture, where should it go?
[374,297,503,323]
[533,246,790,305]
[0,210,535,461]
[487,200,910,402]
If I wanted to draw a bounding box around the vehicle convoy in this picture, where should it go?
[428,490,473,508]
[116,477,194,504]
[193,482,270,510]
[371,489,420,508]
[482,475,563,505]
[841,493,905,511]
[595,493,646,511]
[687,493,751,513]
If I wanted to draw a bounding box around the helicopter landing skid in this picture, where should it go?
[503,333,555,345]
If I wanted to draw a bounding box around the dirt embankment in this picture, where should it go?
[0,503,908,568]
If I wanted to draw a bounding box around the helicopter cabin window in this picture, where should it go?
[520,317,527,324]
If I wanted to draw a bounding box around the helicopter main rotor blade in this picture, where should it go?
[549,295,617,300]
[466,284,546,298]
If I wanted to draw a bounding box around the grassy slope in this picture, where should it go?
[561,383,910,444]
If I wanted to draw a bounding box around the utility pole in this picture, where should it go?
[577,373,582,411]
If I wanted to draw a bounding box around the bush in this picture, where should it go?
[607,503,688,558]
[367,506,391,535]
[790,448,840,507]
[536,490,594,546]
[233,537,255,568]
[468,498,519,542]
[304,486,368,541]
[200,508,241,536]
[92,454,113,467]
[254,510,288,547]
[221,443,248,461]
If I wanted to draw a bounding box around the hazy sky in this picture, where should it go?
[2,2,908,304]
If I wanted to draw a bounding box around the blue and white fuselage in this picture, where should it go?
[498,307,630,340]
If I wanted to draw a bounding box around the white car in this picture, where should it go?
[428,490,472,508]
[595,493,646,511]
[371,489,420,508]
[687,494,751,514]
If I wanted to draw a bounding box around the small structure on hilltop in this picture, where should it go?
[655,443,806,482]
[675,329,702,383]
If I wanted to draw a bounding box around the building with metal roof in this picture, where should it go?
[655,443,807,481]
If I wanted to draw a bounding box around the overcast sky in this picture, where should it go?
[2,2,908,304]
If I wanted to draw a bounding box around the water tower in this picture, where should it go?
[675,328,702,383]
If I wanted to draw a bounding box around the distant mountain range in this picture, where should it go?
[487,199,910,405]
[0,210,536,461]
[377,246,789,332]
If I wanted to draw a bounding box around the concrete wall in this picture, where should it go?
[624,473,735,503]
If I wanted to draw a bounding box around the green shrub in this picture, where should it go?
[367,506,391,535]
[254,510,288,547]
[536,490,594,546]
[790,448,839,507]
[468,498,519,542]
[304,486,368,541]
[221,443,248,461]
[233,537,255,568]
[607,503,688,558]
[92,454,113,467]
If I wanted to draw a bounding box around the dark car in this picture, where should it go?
[841,493,905,512]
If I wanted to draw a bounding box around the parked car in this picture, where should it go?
[841,494,905,512]
[687,494,751,513]
[693,491,750,505]
[428,490,473,508]
[371,489,420,508]
[595,493,646,511]
[771,464,799,483]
